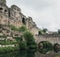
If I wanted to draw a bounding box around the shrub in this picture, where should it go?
[18,26,27,32]
[0,40,17,45]
[19,41,27,50]
[23,31,37,49]
[0,47,19,53]
[14,37,22,43]
[42,28,47,33]
[10,25,18,31]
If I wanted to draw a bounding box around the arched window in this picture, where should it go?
[22,18,26,24]
[0,7,3,10]
[5,9,7,12]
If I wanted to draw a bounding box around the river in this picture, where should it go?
[0,50,60,57]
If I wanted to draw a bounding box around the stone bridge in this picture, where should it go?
[34,34,60,44]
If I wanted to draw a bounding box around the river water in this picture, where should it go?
[0,50,60,57]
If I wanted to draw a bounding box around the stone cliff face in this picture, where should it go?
[0,0,39,35]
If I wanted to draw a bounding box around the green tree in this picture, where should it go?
[42,28,48,33]
[58,29,60,34]
[23,31,37,49]
[18,36,27,50]
[19,41,27,50]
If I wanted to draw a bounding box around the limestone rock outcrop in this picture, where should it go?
[0,0,39,35]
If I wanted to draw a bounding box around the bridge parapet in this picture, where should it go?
[34,34,60,44]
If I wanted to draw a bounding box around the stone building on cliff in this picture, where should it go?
[0,0,39,35]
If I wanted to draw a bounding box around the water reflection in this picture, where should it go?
[0,50,60,57]
[0,50,35,57]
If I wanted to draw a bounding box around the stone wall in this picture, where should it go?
[35,34,60,44]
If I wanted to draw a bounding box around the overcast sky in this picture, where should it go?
[7,0,60,31]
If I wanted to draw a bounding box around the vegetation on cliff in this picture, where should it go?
[10,25,37,50]
[10,25,18,31]
[0,46,19,53]
[18,26,27,32]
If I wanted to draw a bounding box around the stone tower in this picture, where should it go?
[0,0,6,4]
[0,0,8,25]
[0,0,8,16]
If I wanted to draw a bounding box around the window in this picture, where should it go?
[22,18,26,24]
[5,9,7,12]
[0,8,3,10]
